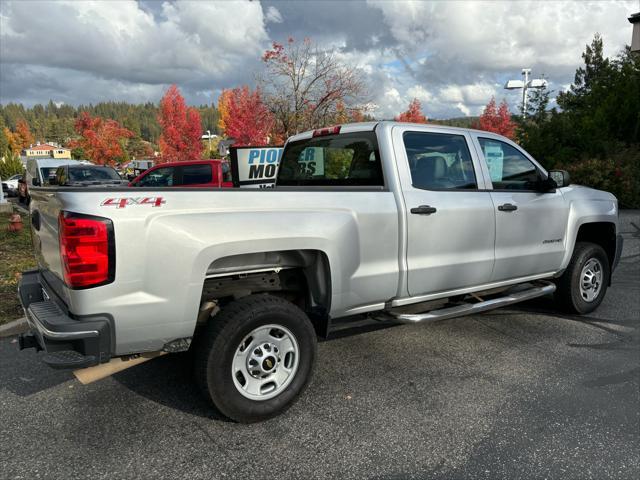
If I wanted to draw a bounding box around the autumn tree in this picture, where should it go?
[476,97,515,139]
[261,37,367,140]
[218,86,273,146]
[2,118,35,154]
[157,85,203,162]
[395,98,428,123]
[69,112,133,166]
[14,119,35,149]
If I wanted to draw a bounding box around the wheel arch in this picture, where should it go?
[574,222,617,274]
[199,249,332,338]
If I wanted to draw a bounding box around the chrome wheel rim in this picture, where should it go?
[579,258,603,302]
[231,324,299,401]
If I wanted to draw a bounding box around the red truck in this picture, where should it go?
[129,159,233,188]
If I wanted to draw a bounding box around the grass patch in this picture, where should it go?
[0,210,36,325]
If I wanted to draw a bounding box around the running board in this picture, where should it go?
[388,281,556,324]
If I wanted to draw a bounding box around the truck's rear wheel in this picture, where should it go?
[194,294,317,423]
[555,242,610,314]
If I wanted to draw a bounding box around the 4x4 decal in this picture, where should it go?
[101,197,165,209]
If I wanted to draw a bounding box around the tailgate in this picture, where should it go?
[29,188,65,281]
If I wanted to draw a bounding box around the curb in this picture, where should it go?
[0,317,28,338]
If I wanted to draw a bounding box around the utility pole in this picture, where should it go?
[504,68,547,117]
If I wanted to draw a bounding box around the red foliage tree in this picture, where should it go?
[69,112,133,166]
[218,86,274,146]
[14,119,34,149]
[395,98,428,123]
[476,97,516,139]
[157,85,203,162]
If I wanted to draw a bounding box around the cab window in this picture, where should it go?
[136,167,175,187]
[478,138,542,190]
[403,132,477,190]
[180,164,212,185]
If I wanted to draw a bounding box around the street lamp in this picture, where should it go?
[504,68,547,117]
[206,130,212,155]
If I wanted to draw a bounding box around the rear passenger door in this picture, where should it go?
[471,135,569,282]
[393,126,496,297]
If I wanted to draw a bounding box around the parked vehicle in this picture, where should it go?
[122,159,155,180]
[129,159,233,188]
[18,122,622,423]
[52,164,127,187]
[2,173,24,196]
[18,158,80,205]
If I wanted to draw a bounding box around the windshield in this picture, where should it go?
[68,167,121,181]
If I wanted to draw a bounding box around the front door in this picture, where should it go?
[393,127,496,297]
[472,135,569,282]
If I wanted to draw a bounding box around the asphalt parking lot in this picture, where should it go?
[1,212,638,480]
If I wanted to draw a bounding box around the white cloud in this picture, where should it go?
[1,0,635,120]
[0,0,269,93]
[265,5,283,23]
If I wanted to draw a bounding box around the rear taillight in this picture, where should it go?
[59,212,114,289]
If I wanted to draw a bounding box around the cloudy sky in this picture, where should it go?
[0,0,636,118]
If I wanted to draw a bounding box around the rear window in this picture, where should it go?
[277,131,383,187]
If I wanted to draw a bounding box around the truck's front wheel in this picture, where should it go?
[194,294,317,423]
[555,242,610,314]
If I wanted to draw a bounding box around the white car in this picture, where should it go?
[1,173,23,196]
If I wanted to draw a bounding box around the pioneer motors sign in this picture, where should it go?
[230,146,284,188]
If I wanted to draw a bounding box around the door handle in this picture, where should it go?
[498,203,518,212]
[411,205,437,215]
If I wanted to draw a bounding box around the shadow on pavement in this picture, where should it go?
[112,351,233,422]
[0,337,71,396]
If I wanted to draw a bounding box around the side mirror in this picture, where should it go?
[548,170,570,188]
[32,178,41,187]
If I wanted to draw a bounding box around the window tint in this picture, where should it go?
[181,164,212,185]
[403,132,477,190]
[68,167,120,181]
[478,138,541,190]
[277,131,383,186]
[136,167,175,187]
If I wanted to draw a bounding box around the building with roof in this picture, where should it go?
[22,142,71,160]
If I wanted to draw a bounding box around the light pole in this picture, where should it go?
[206,130,212,156]
[504,68,547,117]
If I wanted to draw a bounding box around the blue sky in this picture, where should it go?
[0,0,636,118]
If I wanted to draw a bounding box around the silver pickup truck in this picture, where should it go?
[18,121,623,422]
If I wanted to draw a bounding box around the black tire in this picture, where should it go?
[193,294,317,423]
[555,242,610,314]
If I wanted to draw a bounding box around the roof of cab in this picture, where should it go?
[286,121,511,144]
[27,158,81,168]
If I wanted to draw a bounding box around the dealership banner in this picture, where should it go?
[230,146,284,188]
